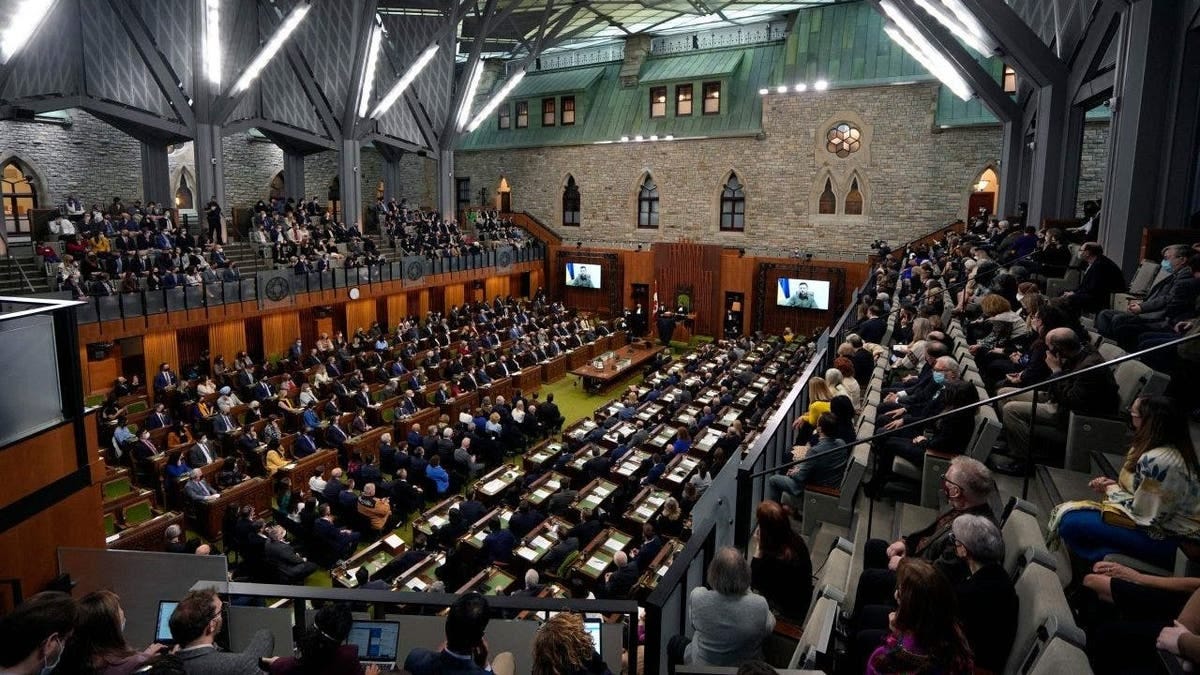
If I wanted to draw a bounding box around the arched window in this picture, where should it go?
[844,177,863,215]
[2,159,38,235]
[818,177,837,215]
[174,172,194,209]
[562,176,581,227]
[269,171,286,201]
[719,173,745,231]
[637,175,659,229]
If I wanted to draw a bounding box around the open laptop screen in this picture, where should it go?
[347,620,401,661]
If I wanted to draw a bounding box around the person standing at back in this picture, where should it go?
[404,593,514,675]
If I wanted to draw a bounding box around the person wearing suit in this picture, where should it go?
[539,528,580,574]
[325,422,349,454]
[313,503,360,560]
[293,429,317,458]
[184,469,220,502]
[388,468,423,519]
[582,446,612,480]
[632,522,664,571]
[145,403,172,430]
[481,517,516,565]
[508,501,545,539]
[854,305,887,345]
[170,588,274,674]
[404,595,516,675]
[457,499,488,526]
[187,437,217,468]
[153,363,178,396]
[602,551,642,599]
[1062,242,1129,314]
[263,524,319,584]
[212,411,238,437]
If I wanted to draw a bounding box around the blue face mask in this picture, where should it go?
[1163,259,1174,272]
[932,371,946,385]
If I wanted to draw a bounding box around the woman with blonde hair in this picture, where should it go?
[657,497,685,537]
[789,376,834,443]
[893,317,932,371]
[824,368,861,412]
[531,613,612,675]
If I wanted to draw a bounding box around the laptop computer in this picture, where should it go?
[583,618,604,655]
[155,601,179,646]
[347,619,401,670]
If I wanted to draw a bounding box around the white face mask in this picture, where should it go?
[41,635,64,675]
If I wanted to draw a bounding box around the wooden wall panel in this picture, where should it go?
[143,331,179,402]
[484,276,508,303]
[178,326,209,368]
[415,289,430,318]
[618,250,655,309]
[314,317,334,342]
[207,321,247,363]
[443,284,466,310]
[345,299,377,334]
[0,422,81,509]
[720,251,759,336]
[387,295,408,325]
[0,474,104,595]
[654,242,722,335]
[262,312,301,360]
[82,342,123,396]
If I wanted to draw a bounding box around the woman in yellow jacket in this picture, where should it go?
[264,440,290,477]
[789,377,835,444]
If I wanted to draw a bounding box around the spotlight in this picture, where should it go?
[814,79,829,91]
[776,85,788,94]
[758,88,769,95]
[794,83,807,92]
[649,135,658,141]
[634,135,644,142]
[620,136,629,142]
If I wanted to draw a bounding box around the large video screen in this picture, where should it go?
[565,262,602,289]
[775,278,831,310]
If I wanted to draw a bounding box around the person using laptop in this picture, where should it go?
[169,588,274,674]
[404,593,514,675]
[531,613,612,675]
[265,604,378,675]
[60,590,167,673]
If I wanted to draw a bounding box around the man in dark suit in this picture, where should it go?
[457,499,488,526]
[263,524,319,584]
[481,516,516,565]
[508,501,545,539]
[540,528,580,574]
[582,446,612,480]
[313,503,360,559]
[1062,241,1128,314]
[183,469,220,502]
[145,403,171,430]
[601,550,642,599]
[388,468,423,519]
[631,522,663,571]
[294,428,318,458]
[321,468,349,502]
[405,593,511,675]
[511,568,544,597]
[855,304,887,344]
[170,589,274,672]
[187,437,217,468]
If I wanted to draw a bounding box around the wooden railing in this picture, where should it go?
[507,211,564,246]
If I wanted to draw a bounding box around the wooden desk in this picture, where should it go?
[634,402,666,426]
[526,471,570,509]
[275,449,336,498]
[711,407,744,432]
[192,477,273,540]
[612,449,651,481]
[471,465,523,504]
[439,390,479,422]
[542,355,567,382]
[393,406,440,439]
[572,477,617,516]
[515,367,543,394]
[413,495,465,539]
[331,532,407,588]
[693,428,723,456]
[512,515,572,567]
[643,424,675,455]
[478,377,512,404]
[515,583,569,620]
[662,454,701,493]
[572,528,634,581]
[457,566,517,595]
[106,511,184,552]
[345,426,388,461]
[562,444,602,480]
[633,539,684,600]
[564,418,599,447]
[600,421,638,449]
[623,487,670,527]
[523,440,566,473]
[395,552,446,592]
[461,507,515,552]
[570,344,666,394]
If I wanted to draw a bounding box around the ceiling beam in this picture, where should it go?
[105,0,195,128]
[1073,69,1114,108]
[1066,2,1121,99]
[955,0,1068,88]
[79,97,191,143]
[441,0,501,142]
[362,131,427,154]
[342,0,381,138]
[881,0,1020,121]
[284,43,342,141]
[226,118,338,153]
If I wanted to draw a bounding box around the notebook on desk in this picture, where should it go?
[347,619,401,670]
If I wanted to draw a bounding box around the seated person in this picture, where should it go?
[669,547,775,668]
[183,468,220,502]
[356,483,393,537]
[867,379,979,494]
[764,413,851,503]
[750,500,813,621]
[169,589,274,671]
[426,455,450,495]
[263,524,319,584]
[405,593,514,675]
[1050,395,1200,572]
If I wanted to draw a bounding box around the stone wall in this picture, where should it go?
[0,111,142,208]
[455,82,1006,258]
[1077,121,1110,215]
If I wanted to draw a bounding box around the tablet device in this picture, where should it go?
[583,618,604,655]
[155,601,179,645]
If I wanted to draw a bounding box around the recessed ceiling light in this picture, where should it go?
[814,79,829,91]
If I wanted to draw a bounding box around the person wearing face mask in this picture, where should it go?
[1096,244,1192,340]
[61,590,168,674]
[993,327,1119,474]
[0,590,78,675]
[850,456,998,625]
[1061,242,1126,314]
[169,589,274,673]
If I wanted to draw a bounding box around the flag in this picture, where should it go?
[652,280,659,314]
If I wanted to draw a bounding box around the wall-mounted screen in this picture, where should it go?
[566,262,602,289]
[775,278,831,310]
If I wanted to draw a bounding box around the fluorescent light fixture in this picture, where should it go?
[0,0,54,64]
[371,42,440,119]
[881,0,972,101]
[634,135,644,142]
[230,1,311,94]
[794,83,807,92]
[465,70,526,132]
[357,22,384,118]
[649,135,658,141]
[620,136,630,142]
[776,85,787,94]
[813,79,829,91]
[455,59,485,131]
[758,88,769,95]
[203,0,221,85]
[913,0,995,57]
